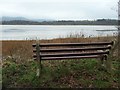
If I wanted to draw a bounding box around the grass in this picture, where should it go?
[2,58,119,88]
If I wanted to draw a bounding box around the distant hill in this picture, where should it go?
[2,16,29,21]
[32,19,54,22]
[1,16,54,22]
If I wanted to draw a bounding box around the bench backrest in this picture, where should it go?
[32,41,114,61]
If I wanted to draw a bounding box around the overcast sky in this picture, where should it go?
[0,0,119,20]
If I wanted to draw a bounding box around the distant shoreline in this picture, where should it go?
[1,19,118,25]
[0,24,117,26]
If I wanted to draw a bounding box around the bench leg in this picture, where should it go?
[36,60,42,77]
[98,55,107,71]
[98,56,104,70]
[105,55,111,73]
[100,56,105,67]
[36,68,40,77]
[36,42,42,77]
[36,60,40,77]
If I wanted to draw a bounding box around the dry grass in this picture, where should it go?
[2,36,117,58]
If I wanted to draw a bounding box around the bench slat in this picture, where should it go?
[32,41,114,47]
[38,46,112,52]
[39,41,114,47]
[40,51,109,57]
[41,55,102,60]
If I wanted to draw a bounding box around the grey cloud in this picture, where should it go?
[0,0,118,20]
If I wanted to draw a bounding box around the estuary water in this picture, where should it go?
[0,25,118,40]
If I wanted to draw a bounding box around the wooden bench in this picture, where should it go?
[32,41,114,76]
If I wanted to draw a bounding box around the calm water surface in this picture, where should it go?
[0,25,118,40]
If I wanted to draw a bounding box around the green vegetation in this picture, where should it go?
[2,57,119,88]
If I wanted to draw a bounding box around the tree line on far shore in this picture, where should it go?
[1,19,118,25]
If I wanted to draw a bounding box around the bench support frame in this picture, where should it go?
[36,42,42,77]
[32,41,115,77]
